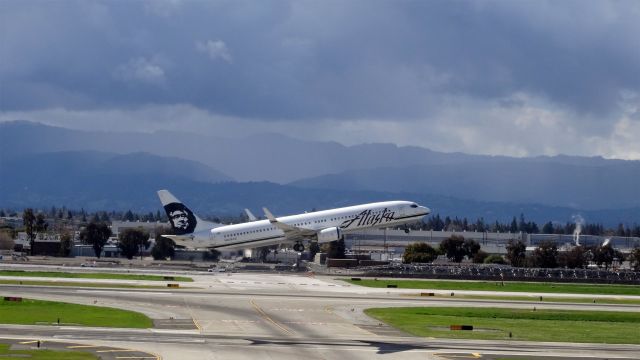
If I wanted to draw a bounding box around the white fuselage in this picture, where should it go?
[185,201,430,249]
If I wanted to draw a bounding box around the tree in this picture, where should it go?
[509,217,518,233]
[558,246,587,269]
[473,250,489,264]
[541,222,554,234]
[403,242,438,263]
[58,232,73,257]
[531,240,558,268]
[439,235,466,262]
[124,210,135,222]
[484,254,506,264]
[326,239,346,259]
[592,244,616,270]
[79,222,112,258]
[204,249,221,261]
[23,209,48,255]
[151,228,175,260]
[0,231,14,251]
[506,240,526,267]
[629,248,640,271]
[308,242,320,261]
[118,228,150,260]
[463,239,480,258]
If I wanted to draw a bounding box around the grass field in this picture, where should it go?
[0,279,169,289]
[0,343,98,360]
[0,270,192,282]
[0,298,153,328]
[405,293,640,305]
[343,278,640,295]
[365,307,640,344]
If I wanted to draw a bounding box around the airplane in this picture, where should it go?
[158,189,431,252]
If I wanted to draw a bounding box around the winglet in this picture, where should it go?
[244,208,257,221]
[263,207,277,223]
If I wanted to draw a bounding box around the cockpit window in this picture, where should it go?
[410,204,418,208]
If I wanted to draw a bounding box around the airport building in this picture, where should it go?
[344,229,640,261]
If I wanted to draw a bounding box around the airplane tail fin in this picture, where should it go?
[157,190,220,235]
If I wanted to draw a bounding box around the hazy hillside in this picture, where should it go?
[1,121,639,223]
[290,161,640,210]
[1,121,632,184]
[0,151,233,211]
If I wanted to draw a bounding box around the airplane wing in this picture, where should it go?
[263,207,317,242]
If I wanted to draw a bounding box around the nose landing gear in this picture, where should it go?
[293,242,305,252]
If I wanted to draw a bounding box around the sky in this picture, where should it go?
[1,0,639,159]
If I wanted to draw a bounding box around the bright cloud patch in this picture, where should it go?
[196,40,233,63]
[113,57,166,85]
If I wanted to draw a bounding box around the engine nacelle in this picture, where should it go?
[317,227,343,243]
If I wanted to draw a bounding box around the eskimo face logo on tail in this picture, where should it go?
[163,202,197,235]
[340,208,395,229]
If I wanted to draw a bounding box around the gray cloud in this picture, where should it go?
[0,0,639,158]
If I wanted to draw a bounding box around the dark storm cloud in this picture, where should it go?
[1,0,638,120]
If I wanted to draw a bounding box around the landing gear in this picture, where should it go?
[404,228,410,234]
[293,242,305,252]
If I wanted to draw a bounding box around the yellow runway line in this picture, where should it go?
[192,318,203,332]
[19,340,40,345]
[96,349,139,353]
[250,299,293,335]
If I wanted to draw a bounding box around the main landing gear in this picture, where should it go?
[293,242,305,252]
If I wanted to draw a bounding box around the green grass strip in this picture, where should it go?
[0,298,153,328]
[0,343,98,360]
[0,270,192,282]
[0,279,168,289]
[343,278,640,295]
[365,307,640,344]
[0,343,99,360]
[417,293,640,305]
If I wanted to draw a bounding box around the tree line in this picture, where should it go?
[2,207,639,237]
[418,213,640,237]
[403,235,640,271]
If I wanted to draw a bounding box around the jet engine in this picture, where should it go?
[317,227,343,243]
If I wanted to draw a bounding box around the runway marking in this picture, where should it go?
[250,299,293,336]
[433,354,483,359]
[67,345,100,348]
[97,349,140,353]
[19,340,40,344]
[181,296,202,333]
[192,318,203,332]
[115,357,158,359]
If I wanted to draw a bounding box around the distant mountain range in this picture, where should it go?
[1,120,639,226]
[289,161,640,210]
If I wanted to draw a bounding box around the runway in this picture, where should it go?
[1,270,639,359]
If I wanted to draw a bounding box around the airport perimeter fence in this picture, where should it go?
[359,263,640,284]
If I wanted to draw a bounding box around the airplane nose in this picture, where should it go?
[422,206,431,215]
